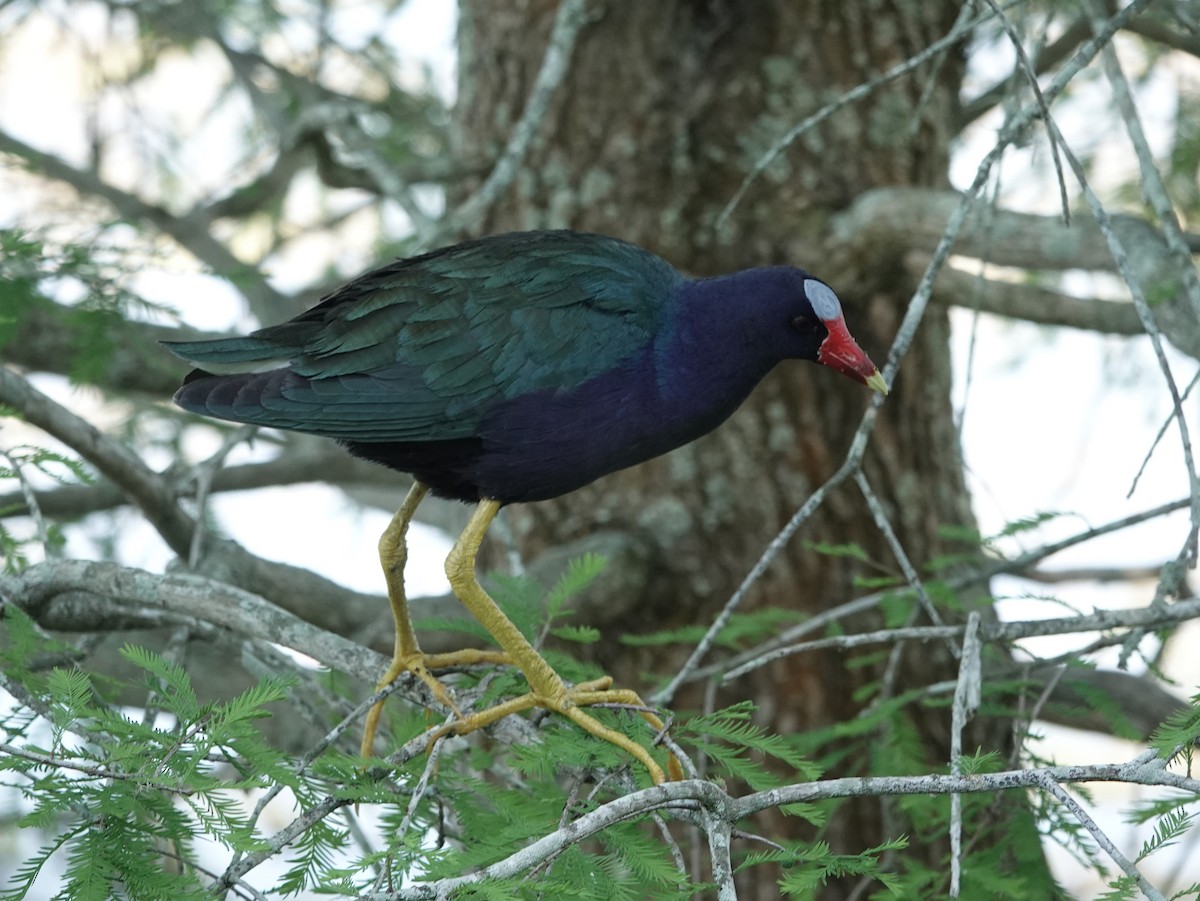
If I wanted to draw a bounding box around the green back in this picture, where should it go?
[173,231,684,441]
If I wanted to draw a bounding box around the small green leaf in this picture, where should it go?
[550,624,601,644]
[804,539,870,562]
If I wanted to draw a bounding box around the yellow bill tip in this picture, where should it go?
[865,370,889,396]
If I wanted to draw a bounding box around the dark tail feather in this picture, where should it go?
[173,368,289,426]
[180,367,215,387]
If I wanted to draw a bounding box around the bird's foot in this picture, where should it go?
[360,647,512,757]
[427,675,681,785]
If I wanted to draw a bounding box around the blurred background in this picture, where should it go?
[2,1,1200,897]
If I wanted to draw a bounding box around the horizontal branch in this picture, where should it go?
[1020,564,1169,584]
[836,187,1193,274]
[738,753,1200,816]
[4,558,381,685]
[1126,15,1200,59]
[835,187,1200,358]
[923,257,1144,336]
[0,364,398,645]
[0,440,400,520]
[685,497,1190,690]
[723,596,1200,681]
[379,752,1198,899]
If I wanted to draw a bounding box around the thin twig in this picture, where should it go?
[0,445,57,558]
[0,741,194,796]
[1044,103,1199,575]
[706,806,737,901]
[650,811,690,888]
[854,471,950,633]
[397,721,451,836]
[722,594,1200,682]
[948,612,982,898]
[978,0,1070,222]
[187,424,256,567]
[1032,770,1166,901]
[959,14,1091,125]
[652,436,872,705]
[683,496,1188,690]
[434,0,593,242]
[1089,3,1200,568]
[716,2,1010,228]
[1128,368,1200,499]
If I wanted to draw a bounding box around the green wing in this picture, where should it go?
[167,231,682,441]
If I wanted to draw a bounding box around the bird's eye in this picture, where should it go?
[792,316,823,335]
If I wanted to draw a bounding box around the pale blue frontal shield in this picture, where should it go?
[804,279,843,322]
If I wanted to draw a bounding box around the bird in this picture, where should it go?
[165,230,887,784]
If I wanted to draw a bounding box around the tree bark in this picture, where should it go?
[455,2,1045,896]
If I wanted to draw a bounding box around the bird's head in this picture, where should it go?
[793,276,888,395]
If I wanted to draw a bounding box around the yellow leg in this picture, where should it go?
[442,499,672,784]
[361,481,510,757]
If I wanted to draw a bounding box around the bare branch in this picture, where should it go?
[4,558,381,683]
[735,754,1200,816]
[949,612,983,898]
[705,807,737,901]
[919,255,1146,338]
[1021,565,1170,584]
[0,441,392,521]
[0,365,195,555]
[722,595,1200,684]
[855,470,949,631]
[837,186,1194,273]
[1126,15,1200,58]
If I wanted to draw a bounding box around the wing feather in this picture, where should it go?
[169,231,683,442]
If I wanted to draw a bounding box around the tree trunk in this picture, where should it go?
[455,2,1043,896]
